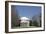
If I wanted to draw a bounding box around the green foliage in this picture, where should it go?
[29,21,32,26]
[33,21,39,27]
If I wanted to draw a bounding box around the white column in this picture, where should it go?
[27,21,29,27]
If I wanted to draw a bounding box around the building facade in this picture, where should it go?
[20,17,30,27]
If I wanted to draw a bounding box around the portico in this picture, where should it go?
[20,17,30,27]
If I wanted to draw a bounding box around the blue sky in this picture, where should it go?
[11,5,41,19]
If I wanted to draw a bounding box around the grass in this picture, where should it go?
[12,26,40,29]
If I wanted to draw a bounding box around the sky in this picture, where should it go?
[11,5,41,19]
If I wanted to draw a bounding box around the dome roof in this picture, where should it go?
[20,17,30,20]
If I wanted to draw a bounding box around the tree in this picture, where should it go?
[32,12,41,27]
[29,20,32,26]
[33,21,39,27]
[11,6,20,28]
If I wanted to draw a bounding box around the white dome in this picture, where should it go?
[20,17,30,20]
